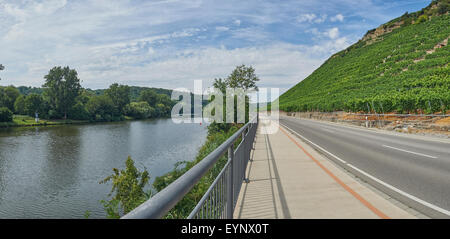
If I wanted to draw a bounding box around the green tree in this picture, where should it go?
[14,95,26,115]
[226,65,260,91]
[212,78,227,94]
[138,89,158,106]
[0,86,20,112]
[86,95,116,121]
[24,93,44,117]
[0,107,13,122]
[212,65,259,123]
[124,101,154,119]
[155,94,174,117]
[105,83,131,114]
[43,66,82,119]
[100,156,150,218]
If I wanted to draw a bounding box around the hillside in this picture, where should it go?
[15,85,173,101]
[279,0,450,114]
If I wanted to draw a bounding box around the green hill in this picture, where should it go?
[279,0,450,114]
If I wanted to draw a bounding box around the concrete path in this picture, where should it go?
[234,118,417,219]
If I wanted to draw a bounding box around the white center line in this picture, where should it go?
[382,145,438,159]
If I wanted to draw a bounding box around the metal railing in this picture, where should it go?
[122,115,258,219]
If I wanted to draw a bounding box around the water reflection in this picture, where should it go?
[0,119,208,218]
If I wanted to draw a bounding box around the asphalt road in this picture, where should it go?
[279,116,450,216]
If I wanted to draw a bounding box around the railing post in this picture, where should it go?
[227,144,234,219]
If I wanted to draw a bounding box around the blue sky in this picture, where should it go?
[0,0,431,94]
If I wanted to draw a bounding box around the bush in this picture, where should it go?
[0,107,13,122]
[48,109,62,119]
[68,102,89,120]
[24,93,44,117]
[416,14,428,23]
[86,95,117,121]
[124,101,153,119]
[14,95,26,115]
[437,3,449,15]
[100,156,150,218]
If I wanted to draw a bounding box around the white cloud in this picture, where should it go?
[314,14,327,23]
[90,44,325,93]
[215,26,230,32]
[296,13,327,24]
[296,13,317,23]
[330,14,344,22]
[309,37,351,56]
[0,0,400,92]
[325,27,339,39]
[307,27,340,40]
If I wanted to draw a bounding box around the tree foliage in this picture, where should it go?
[0,86,20,112]
[43,66,82,119]
[0,107,13,122]
[24,93,45,117]
[105,83,131,114]
[124,101,154,119]
[222,65,260,91]
[86,95,117,121]
[100,156,150,218]
[138,89,158,106]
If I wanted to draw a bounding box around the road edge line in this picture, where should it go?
[279,121,450,219]
[278,126,390,219]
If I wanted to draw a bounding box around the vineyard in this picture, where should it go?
[279,0,450,114]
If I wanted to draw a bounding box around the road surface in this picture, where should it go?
[279,116,450,217]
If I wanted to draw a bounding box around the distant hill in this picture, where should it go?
[86,86,174,102]
[17,85,172,101]
[279,0,449,114]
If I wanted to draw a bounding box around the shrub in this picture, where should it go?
[86,95,116,121]
[124,101,153,119]
[24,93,44,117]
[68,102,89,120]
[416,14,428,23]
[437,3,449,15]
[14,95,26,115]
[100,156,150,218]
[0,107,13,122]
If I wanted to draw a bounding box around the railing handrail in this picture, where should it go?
[122,116,258,219]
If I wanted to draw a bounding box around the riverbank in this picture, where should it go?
[0,115,153,128]
[0,115,89,128]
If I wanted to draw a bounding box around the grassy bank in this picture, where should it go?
[0,115,141,128]
[0,115,90,128]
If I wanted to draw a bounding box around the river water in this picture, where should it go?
[0,118,208,218]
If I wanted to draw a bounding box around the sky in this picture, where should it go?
[0,0,432,95]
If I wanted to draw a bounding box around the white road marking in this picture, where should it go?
[281,115,450,144]
[279,122,450,217]
[382,145,438,159]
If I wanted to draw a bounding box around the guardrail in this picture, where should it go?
[122,115,258,219]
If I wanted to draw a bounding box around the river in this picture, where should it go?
[0,118,208,218]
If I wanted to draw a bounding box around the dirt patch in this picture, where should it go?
[435,117,450,126]
[426,36,449,55]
